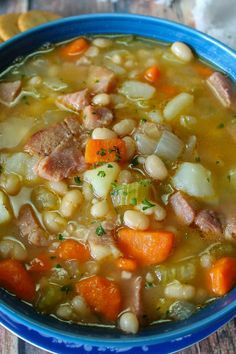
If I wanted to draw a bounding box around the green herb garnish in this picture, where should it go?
[58,233,64,241]
[55,264,62,269]
[107,164,113,168]
[195,156,201,162]
[97,171,106,177]
[130,197,137,206]
[130,156,139,167]
[74,176,82,185]
[96,225,106,236]
[217,123,224,129]
[142,199,155,210]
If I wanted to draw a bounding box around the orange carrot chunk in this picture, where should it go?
[117,228,175,266]
[209,257,236,296]
[144,65,161,83]
[56,239,90,263]
[85,139,126,164]
[116,257,137,272]
[28,253,54,272]
[60,38,89,57]
[76,275,121,321]
[0,259,35,302]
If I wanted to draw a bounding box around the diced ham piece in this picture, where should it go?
[34,139,86,181]
[207,72,235,108]
[195,209,223,240]
[25,117,81,156]
[88,232,122,261]
[0,80,22,104]
[56,88,90,112]
[83,105,113,130]
[88,65,116,94]
[17,204,48,246]
[122,276,143,318]
[169,191,195,225]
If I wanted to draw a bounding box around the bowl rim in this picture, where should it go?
[0,12,236,349]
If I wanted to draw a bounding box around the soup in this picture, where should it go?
[0,35,235,334]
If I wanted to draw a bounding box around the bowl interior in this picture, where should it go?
[0,13,236,347]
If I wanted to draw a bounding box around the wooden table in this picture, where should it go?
[0,0,235,353]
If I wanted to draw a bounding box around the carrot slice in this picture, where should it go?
[144,65,161,83]
[76,275,121,321]
[0,259,35,301]
[56,239,90,263]
[60,38,89,58]
[28,253,54,272]
[208,257,236,296]
[85,139,126,164]
[117,228,175,266]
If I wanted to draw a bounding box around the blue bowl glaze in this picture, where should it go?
[0,14,236,354]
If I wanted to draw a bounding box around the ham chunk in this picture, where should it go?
[17,204,48,246]
[169,191,195,225]
[0,80,22,104]
[195,209,223,240]
[207,72,235,108]
[122,276,143,318]
[56,88,90,112]
[34,139,86,181]
[83,105,113,130]
[88,65,116,94]
[25,116,81,156]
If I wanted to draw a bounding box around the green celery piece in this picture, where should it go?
[111,179,151,207]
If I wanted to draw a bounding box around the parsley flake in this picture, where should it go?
[0,164,3,175]
[217,123,224,129]
[107,164,113,168]
[130,156,139,167]
[55,264,62,269]
[195,156,201,162]
[96,225,106,236]
[74,176,82,185]
[97,170,106,177]
[142,199,155,211]
[130,197,137,206]
[58,233,64,241]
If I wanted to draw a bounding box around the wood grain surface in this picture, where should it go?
[0,0,235,353]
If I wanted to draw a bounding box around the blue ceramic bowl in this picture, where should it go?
[0,14,236,354]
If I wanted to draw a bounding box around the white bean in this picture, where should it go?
[0,238,27,261]
[92,38,112,48]
[92,127,117,140]
[171,42,194,63]
[72,295,90,315]
[60,189,83,218]
[48,181,68,196]
[0,174,21,195]
[154,204,167,221]
[84,260,100,275]
[122,136,136,161]
[113,119,136,137]
[145,155,168,180]
[85,45,99,57]
[90,200,109,218]
[119,312,139,334]
[43,211,67,233]
[163,93,194,121]
[124,210,150,230]
[164,282,196,300]
[92,93,110,106]
[117,170,133,184]
[121,271,133,279]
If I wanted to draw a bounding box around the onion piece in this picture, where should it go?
[43,77,68,91]
[135,133,157,155]
[120,80,156,100]
[155,131,184,161]
[163,93,194,121]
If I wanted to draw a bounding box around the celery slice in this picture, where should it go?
[154,259,197,284]
[111,179,151,207]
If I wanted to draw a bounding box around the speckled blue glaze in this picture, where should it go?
[0,14,235,354]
